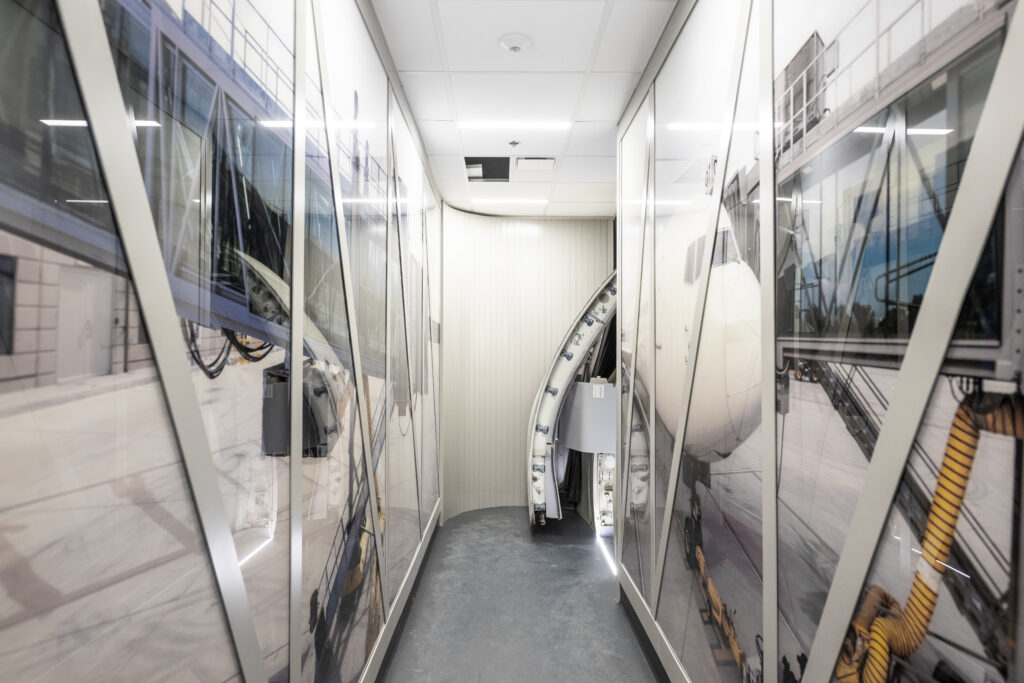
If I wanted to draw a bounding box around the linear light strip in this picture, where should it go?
[41,118,160,127]
[472,198,548,205]
[855,125,953,135]
[457,120,571,131]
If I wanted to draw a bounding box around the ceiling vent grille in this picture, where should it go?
[516,157,556,172]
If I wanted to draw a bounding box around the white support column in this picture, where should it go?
[54,1,268,680]
[801,6,1024,680]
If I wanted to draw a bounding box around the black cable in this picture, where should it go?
[223,328,273,362]
[181,319,230,379]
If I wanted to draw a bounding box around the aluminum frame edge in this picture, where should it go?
[757,0,779,680]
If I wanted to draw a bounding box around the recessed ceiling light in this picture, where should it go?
[458,121,570,131]
[473,198,547,205]
[499,33,532,53]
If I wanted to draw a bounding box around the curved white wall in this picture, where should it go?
[440,207,613,520]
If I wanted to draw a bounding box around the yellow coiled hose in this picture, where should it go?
[839,392,1024,683]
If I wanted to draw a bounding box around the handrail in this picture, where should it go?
[775,0,996,162]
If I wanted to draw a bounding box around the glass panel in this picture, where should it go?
[622,401,652,593]
[384,103,423,604]
[99,1,297,676]
[619,90,652,594]
[299,6,384,681]
[772,5,1008,668]
[419,185,440,523]
[0,2,238,679]
[833,373,1020,680]
[317,1,389,571]
[654,2,764,680]
[320,0,389,441]
[827,137,1021,682]
[394,110,425,536]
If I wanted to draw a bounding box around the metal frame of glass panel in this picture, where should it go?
[756,1,779,679]
[53,0,445,681]
[289,4,307,679]
[614,2,1024,683]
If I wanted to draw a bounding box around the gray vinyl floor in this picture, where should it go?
[383,507,656,683]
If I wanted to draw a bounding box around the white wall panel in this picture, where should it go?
[441,207,613,520]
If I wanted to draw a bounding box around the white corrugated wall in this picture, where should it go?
[440,206,614,521]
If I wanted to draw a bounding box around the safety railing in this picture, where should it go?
[180,0,295,116]
[775,0,999,166]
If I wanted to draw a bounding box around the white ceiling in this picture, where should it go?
[370,0,677,217]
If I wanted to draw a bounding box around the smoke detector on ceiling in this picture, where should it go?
[499,33,532,53]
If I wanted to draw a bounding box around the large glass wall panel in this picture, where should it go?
[299,7,384,681]
[419,184,441,523]
[618,91,653,596]
[653,2,764,681]
[99,0,297,676]
[772,1,1009,669]
[0,2,239,679]
[393,114,425,534]
[319,0,389,450]
[833,382,1018,682]
[384,102,424,604]
[828,142,1022,682]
